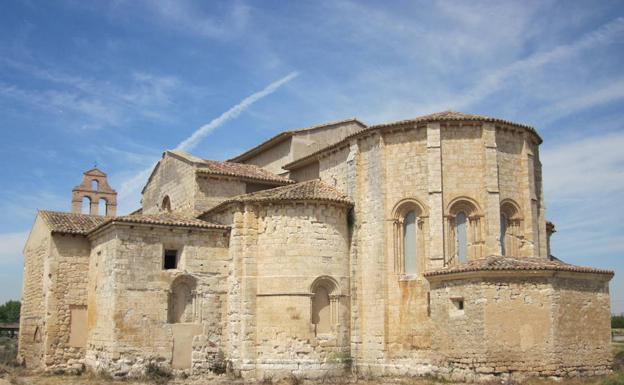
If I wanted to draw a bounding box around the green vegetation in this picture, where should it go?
[613,315,624,329]
[0,300,20,323]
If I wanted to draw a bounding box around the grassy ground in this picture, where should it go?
[0,340,623,385]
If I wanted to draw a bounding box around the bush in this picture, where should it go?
[144,362,172,384]
[613,315,624,329]
[0,301,20,323]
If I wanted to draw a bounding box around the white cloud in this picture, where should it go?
[0,232,28,264]
[116,71,299,204]
[131,0,251,40]
[541,78,624,121]
[542,131,624,200]
[0,58,183,130]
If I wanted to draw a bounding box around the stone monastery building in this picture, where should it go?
[19,111,614,381]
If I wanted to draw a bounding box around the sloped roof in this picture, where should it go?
[228,118,367,163]
[196,158,293,184]
[424,256,614,277]
[39,210,108,235]
[203,179,353,215]
[90,213,229,234]
[284,111,542,170]
[168,150,292,183]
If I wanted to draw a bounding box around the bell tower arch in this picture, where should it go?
[71,168,117,216]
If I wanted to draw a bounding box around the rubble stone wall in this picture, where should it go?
[18,216,51,369]
[85,224,229,376]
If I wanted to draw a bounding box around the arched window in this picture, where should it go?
[500,200,523,257]
[500,213,508,255]
[403,211,417,274]
[392,199,427,276]
[456,211,468,264]
[81,196,91,214]
[162,195,171,213]
[98,198,107,216]
[91,179,98,190]
[310,277,339,336]
[446,198,483,265]
[168,275,197,323]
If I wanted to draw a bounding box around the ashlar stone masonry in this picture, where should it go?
[19,111,614,382]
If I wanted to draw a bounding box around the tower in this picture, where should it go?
[71,168,117,216]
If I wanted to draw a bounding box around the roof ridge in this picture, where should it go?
[200,179,353,217]
[228,118,367,162]
[423,255,614,277]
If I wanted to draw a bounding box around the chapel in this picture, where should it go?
[18,111,614,381]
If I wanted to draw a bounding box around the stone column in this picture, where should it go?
[483,123,502,256]
[426,123,445,267]
[535,147,548,259]
[523,139,539,258]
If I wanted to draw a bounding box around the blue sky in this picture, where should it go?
[0,1,622,313]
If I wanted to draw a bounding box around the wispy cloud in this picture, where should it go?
[446,17,624,112]
[0,232,28,264]
[0,58,182,130]
[114,0,251,41]
[116,71,299,205]
[542,131,624,199]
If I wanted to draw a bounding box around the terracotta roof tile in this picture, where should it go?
[424,256,614,277]
[39,210,108,235]
[196,159,293,184]
[203,179,352,215]
[90,213,229,234]
[164,150,292,184]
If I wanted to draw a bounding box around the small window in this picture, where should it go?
[162,196,171,213]
[450,297,465,316]
[91,179,98,190]
[163,249,178,270]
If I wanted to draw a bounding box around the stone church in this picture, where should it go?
[18,111,614,381]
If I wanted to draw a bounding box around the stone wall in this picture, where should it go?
[44,234,91,371]
[85,224,230,376]
[18,215,50,368]
[428,271,613,381]
[225,201,351,380]
[552,275,612,375]
[195,175,246,215]
[142,155,197,215]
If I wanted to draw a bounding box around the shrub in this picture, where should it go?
[144,362,172,384]
[613,315,624,329]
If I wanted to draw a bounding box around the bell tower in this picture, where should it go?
[71,168,117,216]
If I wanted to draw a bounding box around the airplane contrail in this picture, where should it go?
[118,71,299,201]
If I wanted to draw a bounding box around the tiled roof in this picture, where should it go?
[228,118,367,163]
[424,256,614,277]
[284,111,542,170]
[164,150,293,184]
[196,159,293,184]
[371,111,539,136]
[90,213,229,234]
[203,179,353,215]
[39,210,108,235]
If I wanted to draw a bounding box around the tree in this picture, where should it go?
[613,314,624,329]
[0,300,21,323]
